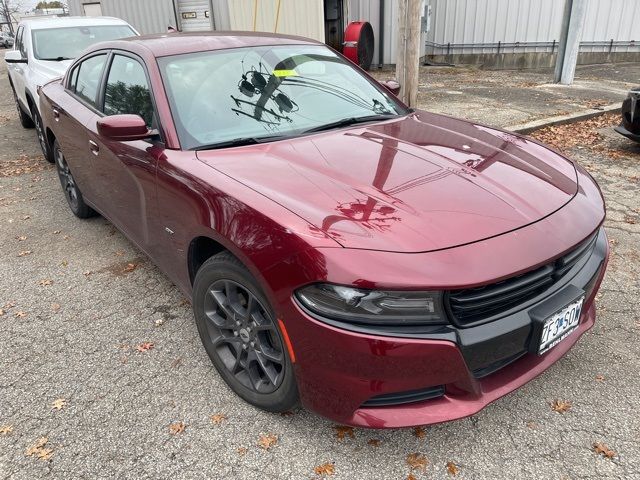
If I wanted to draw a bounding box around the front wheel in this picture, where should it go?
[53,140,96,218]
[193,252,299,412]
[11,87,33,129]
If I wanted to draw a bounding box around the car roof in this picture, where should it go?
[20,16,132,30]
[93,31,323,58]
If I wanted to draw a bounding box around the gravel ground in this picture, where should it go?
[1,56,639,480]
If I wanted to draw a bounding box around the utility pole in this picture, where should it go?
[554,0,587,85]
[395,0,421,107]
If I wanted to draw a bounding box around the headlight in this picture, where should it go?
[295,283,446,325]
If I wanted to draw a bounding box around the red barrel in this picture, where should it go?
[343,21,375,70]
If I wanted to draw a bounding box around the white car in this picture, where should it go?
[5,16,138,162]
[0,31,14,48]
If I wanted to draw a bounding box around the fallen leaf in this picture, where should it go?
[25,437,53,461]
[51,398,66,411]
[0,425,13,435]
[236,447,248,456]
[333,425,355,441]
[407,453,428,471]
[83,270,92,277]
[258,433,277,450]
[446,461,460,475]
[593,442,615,459]
[136,342,154,353]
[413,426,426,439]
[367,439,381,447]
[17,250,32,257]
[123,263,138,273]
[38,279,53,286]
[63,235,70,240]
[115,250,125,256]
[51,303,61,312]
[60,260,68,267]
[169,422,185,435]
[314,462,335,476]
[595,375,605,381]
[526,421,537,429]
[22,215,30,220]
[407,475,417,480]
[551,399,572,413]
[210,414,227,425]
[53,230,61,234]
[15,311,27,318]
[17,235,27,241]
[4,302,15,308]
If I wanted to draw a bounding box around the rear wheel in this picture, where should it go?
[193,252,299,412]
[32,107,53,163]
[53,140,95,219]
[11,87,34,129]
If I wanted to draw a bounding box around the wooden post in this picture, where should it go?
[395,0,422,107]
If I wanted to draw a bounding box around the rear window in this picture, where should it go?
[31,25,135,61]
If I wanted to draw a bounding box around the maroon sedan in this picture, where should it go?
[39,33,608,428]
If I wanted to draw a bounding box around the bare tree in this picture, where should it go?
[0,0,23,35]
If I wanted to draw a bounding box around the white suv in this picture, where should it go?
[5,16,137,162]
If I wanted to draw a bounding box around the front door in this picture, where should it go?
[90,52,161,249]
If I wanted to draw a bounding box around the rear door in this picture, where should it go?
[90,51,164,250]
[51,52,109,202]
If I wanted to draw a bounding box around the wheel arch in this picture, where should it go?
[187,235,228,285]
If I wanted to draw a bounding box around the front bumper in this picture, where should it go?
[615,125,640,143]
[281,228,608,428]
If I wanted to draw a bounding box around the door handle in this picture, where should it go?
[52,106,64,121]
[89,140,99,156]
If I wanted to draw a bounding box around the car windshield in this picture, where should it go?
[31,25,136,60]
[157,45,408,150]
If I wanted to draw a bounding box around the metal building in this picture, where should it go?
[67,0,639,68]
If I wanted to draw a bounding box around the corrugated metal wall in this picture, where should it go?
[426,0,640,55]
[68,0,179,34]
[227,0,324,42]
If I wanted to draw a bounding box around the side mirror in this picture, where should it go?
[97,115,152,141]
[380,79,401,96]
[5,50,27,64]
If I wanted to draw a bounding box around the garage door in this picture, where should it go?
[178,0,213,32]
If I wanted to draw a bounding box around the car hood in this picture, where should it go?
[33,59,73,81]
[196,111,578,253]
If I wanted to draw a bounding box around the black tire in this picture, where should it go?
[53,140,96,219]
[11,86,34,128]
[193,252,299,412]
[32,107,53,163]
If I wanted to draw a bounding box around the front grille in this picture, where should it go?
[447,232,598,326]
[361,385,445,408]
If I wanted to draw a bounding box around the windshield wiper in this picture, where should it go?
[302,114,400,134]
[39,56,73,61]
[193,135,289,151]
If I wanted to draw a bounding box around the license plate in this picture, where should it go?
[538,297,584,355]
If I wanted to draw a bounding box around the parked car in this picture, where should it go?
[615,88,640,142]
[4,16,137,163]
[0,31,14,48]
[39,33,609,428]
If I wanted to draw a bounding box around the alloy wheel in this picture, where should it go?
[203,279,285,394]
[55,147,79,211]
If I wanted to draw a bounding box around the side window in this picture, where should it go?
[68,65,80,92]
[103,55,154,127]
[14,26,23,55]
[74,54,107,107]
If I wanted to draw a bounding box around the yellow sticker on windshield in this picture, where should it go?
[273,69,298,77]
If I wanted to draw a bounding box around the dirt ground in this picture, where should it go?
[1,56,640,479]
